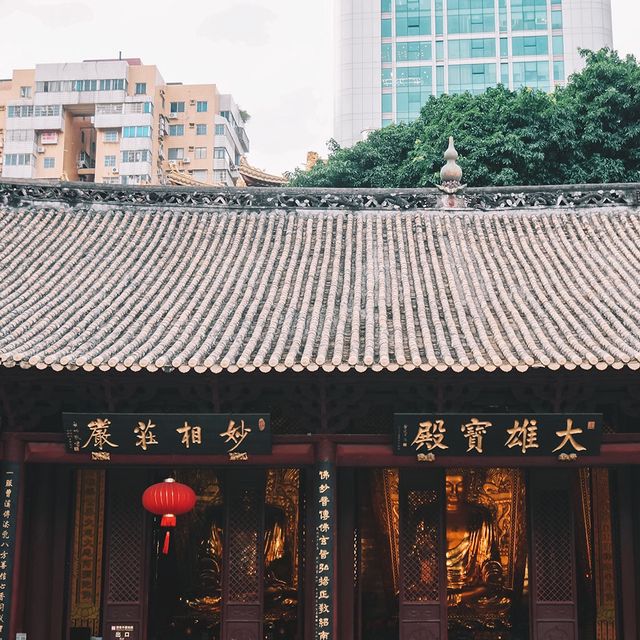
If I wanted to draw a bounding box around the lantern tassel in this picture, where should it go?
[161,513,176,527]
[162,530,171,555]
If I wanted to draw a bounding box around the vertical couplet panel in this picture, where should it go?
[399,469,446,640]
[529,469,579,640]
[221,470,265,640]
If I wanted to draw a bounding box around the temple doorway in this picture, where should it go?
[147,468,304,640]
[340,467,617,640]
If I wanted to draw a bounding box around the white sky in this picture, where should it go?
[0,0,638,174]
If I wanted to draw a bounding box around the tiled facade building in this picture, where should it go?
[0,58,250,186]
[334,0,613,146]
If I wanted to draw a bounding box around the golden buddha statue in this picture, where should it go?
[410,471,511,636]
[445,472,504,604]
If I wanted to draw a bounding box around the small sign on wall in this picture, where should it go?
[108,624,135,640]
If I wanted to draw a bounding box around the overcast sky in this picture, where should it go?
[0,0,638,174]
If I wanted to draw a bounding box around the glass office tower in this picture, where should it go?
[334,0,612,146]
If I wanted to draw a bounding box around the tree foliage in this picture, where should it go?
[289,50,640,187]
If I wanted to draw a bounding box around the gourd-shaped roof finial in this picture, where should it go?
[438,136,466,194]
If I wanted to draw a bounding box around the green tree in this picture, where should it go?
[289,49,640,188]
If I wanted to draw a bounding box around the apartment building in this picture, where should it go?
[0,58,249,186]
[334,0,613,146]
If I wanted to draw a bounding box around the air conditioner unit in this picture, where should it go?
[189,100,196,105]
[188,122,195,128]
[182,157,190,164]
[36,146,45,153]
[168,112,178,119]
[111,167,119,174]
[188,146,194,151]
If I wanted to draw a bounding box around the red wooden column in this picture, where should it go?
[102,469,151,640]
[399,469,447,640]
[221,469,266,640]
[529,469,579,640]
[1,435,24,640]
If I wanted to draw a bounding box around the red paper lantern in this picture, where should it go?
[142,478,196,554]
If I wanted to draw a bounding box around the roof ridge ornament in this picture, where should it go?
[437,136,467,195]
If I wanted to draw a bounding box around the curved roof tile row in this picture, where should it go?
[1,199,640,374]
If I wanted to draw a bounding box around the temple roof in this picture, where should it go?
[1,180,639,375]
[238,157,288,187]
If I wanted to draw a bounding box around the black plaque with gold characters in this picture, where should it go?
[63,413,271,460]
[394,413,602,458]
[0,462,20,640]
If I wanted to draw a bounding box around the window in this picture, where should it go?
[192,170,209,181]
[169,124,185,136]
[102,177,120,184]
[448,38,496,59]
[196,101,208,112]
[215,124,225,135]
[104,129,119,143]
[381,0,392,11]
[34,105,61,117]
[511,35,548,56]
[397,41,431,61]
[499,0,508,31]
[74,79,97,91]
[19,86,31,98]
[382,43,393,63]
[396,0,431,36]
[214,170,227,183]
[436,65,445,96]
[214,148,226,159]
[125,102,153,114]
[7,129,33,142]
[4,153,34,166]
[196,124,208,135]
[512,60,550,90]
[195,147,207,159]
[511,0,548,31]
[435,0,444,33]
[500,37,508,56]
[551,9,562,28]
[381,18,392,37]
[382,118,393,127]
[448,63,498,94]
[448,0,495,34]
[123,126,151,138]
[121,174,150,185]
[501,62,510,85]
[121,150,151,163]
[8,105,34,117]
[552,35,564,55]
[382,93,392,114]
[396,66,433,122]
[104,155,117,167]
[170,101,185,113]
[553,60,564,82]
[168,148,184,160]
[436,40,445,60]
[135,82,147,95]
[43,157,55,169]
[96,103,123,115]
[382,68,393,88]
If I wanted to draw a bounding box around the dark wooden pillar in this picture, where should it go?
[399,469,446,640]
[529,469,579,640]
[337,468,356,640]
[614,466,638,640]
[23,464,72,640]
[1,434,24,640]
[102,469,150,640]
[221,469,266,640]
